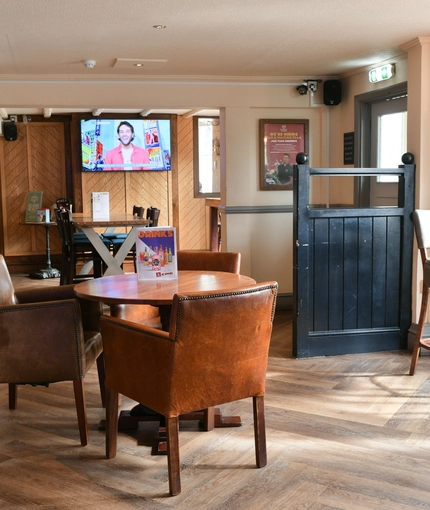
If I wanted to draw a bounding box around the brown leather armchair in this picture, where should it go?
[410,209,430,375]
[100,281,278,496]
[0,255,105,446]
[177,250,241,273]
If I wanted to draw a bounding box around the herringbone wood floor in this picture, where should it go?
[2,275,430,509]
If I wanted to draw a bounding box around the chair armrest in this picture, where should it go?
[100,315,173,413]
[15,284,103,332]
[15,284,76,304]
[0,299,86,383]
[77,296,103,332]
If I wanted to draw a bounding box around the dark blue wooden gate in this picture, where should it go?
[293,154,415,357]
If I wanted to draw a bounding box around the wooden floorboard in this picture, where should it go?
[2,275,430,508]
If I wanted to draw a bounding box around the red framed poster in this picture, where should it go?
[259,119,309,190]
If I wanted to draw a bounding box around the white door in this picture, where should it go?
[369,95,407,206]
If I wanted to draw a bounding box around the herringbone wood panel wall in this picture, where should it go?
[177,116,207,250]
[1,123,65,256]
[82,168,171,223]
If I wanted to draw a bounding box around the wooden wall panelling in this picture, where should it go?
[82,170,169,227]
[177,116,207,250]
[27,123,65,255]
[82,172,127,215]
[2,123,65,257]
[129,171,169,223]
[2,124,33,255]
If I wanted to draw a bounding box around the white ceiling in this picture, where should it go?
[1,0,429,118]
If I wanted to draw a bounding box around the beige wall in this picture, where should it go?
[221,105,327,290]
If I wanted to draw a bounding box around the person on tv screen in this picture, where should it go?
[104,121,151,171]
[92,153,104,171]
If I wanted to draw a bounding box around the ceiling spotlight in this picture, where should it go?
[296,84,308,95]
[83,60,96,68]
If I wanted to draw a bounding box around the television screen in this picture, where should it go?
[81,118,171,172]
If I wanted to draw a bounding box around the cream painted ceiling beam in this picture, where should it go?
[183,109,205,118]
[139,109,153,117]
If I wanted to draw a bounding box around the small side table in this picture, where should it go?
[25,221,61,279]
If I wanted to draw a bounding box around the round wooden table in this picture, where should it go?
[75,270,256,330]
[74,270,256,305]
[74,270,257,451]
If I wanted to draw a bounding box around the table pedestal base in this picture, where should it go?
[29,267,61,279]
[98,407,241,456]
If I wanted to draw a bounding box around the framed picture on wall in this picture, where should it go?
[259,119,309,190]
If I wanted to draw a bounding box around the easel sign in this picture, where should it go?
[135,227,178,280]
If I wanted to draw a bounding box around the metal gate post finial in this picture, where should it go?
[296,153,308,165]
[402,152,414,164]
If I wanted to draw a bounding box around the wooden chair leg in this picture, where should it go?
[166,416,181,496]
[253,395,267,468]
[106,388,119,459]
[73,379,88,446]
[202,407,215,431]
[8,383,17,409]
[96,352,106,408]
[93,255,103,278]
[410,285,428,375]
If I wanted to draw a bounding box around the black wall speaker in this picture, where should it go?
[323,80,341,106]
[3,121,18,141]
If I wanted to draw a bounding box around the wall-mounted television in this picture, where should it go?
[81,118,171,172]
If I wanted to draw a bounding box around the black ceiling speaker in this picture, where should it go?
[3,121,18,141]
[323,80,341,106]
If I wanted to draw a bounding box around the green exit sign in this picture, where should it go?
[369,64,395,83]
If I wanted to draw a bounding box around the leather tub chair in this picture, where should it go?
[0,255,105,445]
[410,209,430,375]
[100,281,278,496]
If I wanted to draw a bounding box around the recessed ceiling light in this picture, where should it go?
[114,58,167,69]
[153,25,166,29]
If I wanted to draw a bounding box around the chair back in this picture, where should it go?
[0,255,17,305]
[167,282,277,415]
[413,210,430,257]
[147,206,160,227]
[56,198,72,210]
[177,250,240,274]
[59,209,75,247]
[54,208,67,245]
[133,205,145,218]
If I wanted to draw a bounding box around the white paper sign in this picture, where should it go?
[91,192,110,220]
